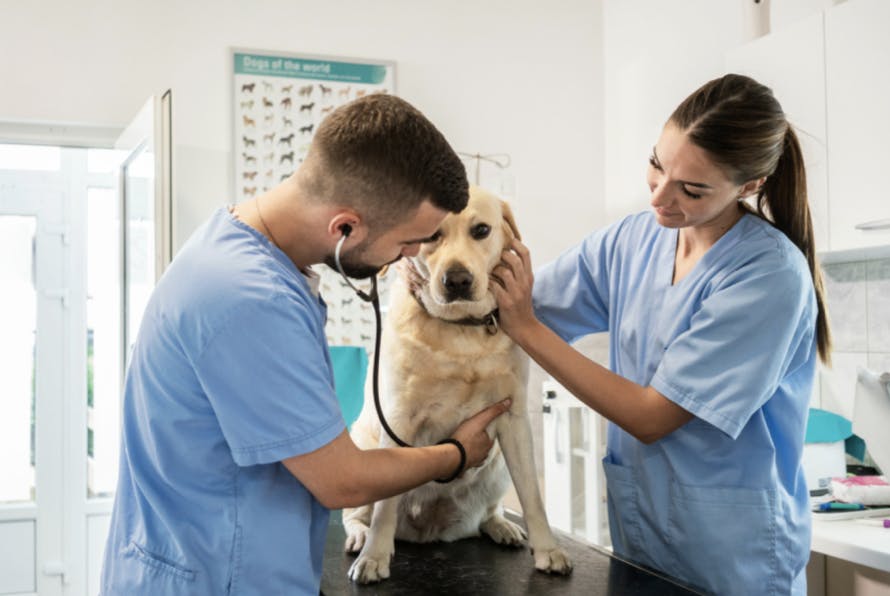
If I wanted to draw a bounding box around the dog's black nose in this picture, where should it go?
[443,266,474,301]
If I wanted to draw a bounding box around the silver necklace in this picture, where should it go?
[254,198,281,249]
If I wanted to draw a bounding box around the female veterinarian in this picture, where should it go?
[491,74,830,596]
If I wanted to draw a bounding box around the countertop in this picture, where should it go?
[812,513,890,573]
[321,511,699,595]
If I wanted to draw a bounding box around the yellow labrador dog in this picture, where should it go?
[343,186,572,583]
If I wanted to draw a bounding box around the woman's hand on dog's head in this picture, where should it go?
[491,239,537,339]
[451,398,512,472]
[397,259,425,298]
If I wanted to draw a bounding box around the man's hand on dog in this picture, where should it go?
[451,398,512,473]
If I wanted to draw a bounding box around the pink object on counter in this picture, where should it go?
[831,476,890,506]
[836,476,890,486]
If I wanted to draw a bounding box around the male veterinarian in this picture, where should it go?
[99,94,512,596]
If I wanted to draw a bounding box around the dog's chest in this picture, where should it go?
[386,327,521,435]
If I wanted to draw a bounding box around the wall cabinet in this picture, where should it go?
[825,0,890,252]
[726,0,890,254]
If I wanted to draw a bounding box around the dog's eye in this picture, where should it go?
[470,224,491,240]
[425,231,442,243]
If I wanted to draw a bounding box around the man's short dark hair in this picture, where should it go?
[301,93,469,229]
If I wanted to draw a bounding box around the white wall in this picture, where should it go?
[0,0,604,265]
[603,0,765,222]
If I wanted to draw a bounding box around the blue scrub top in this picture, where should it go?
[533,211,816,596]
[100,208,346,596]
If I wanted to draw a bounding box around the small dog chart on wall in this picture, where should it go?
[232,49,397,355]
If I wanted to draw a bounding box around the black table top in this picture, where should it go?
[321,511,700,595]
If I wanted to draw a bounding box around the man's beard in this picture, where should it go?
[326,255,381,279]
[325,244,391,280]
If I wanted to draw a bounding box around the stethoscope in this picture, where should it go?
[333,226,409,448]
[334,226,468,483]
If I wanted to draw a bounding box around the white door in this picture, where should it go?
[0,91,171,596]
[0,167,68,596]
[116,92,173,362]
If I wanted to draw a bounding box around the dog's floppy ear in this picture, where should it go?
[500,200,522,241]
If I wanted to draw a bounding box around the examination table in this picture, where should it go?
[321,510,699,595]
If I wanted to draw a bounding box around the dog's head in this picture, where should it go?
[411,186,520,321]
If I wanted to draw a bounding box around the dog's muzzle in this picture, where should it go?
[442,266,474,302]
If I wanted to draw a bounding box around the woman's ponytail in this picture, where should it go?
[756,127,832,364]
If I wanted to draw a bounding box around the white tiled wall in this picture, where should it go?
[818,258,890,419]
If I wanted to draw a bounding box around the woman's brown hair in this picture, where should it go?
[669,74,832,364]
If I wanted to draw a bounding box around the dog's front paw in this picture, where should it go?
[480,514,527,547]
[347,544,395,584]
[533,546,573,575]
[343,520,369,553]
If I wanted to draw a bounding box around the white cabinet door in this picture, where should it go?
[725,11,830,253]
[542,381,572,536]
[542,379,609,547]
[825,0,890,251]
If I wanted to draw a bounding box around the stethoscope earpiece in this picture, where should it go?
[334,229,377,303]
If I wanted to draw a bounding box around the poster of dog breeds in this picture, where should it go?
[233,50,396,353]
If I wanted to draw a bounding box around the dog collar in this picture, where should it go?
[412,292,500,335]
[451,309,500,335]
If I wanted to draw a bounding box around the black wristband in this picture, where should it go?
[434,438,466,483]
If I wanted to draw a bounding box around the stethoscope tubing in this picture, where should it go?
[334,234,410,447]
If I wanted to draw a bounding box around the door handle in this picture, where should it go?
[854,218,890,231]
[43,289,69,308]
[43,560,68,584]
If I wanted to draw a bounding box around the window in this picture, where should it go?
[0,215,38,504]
